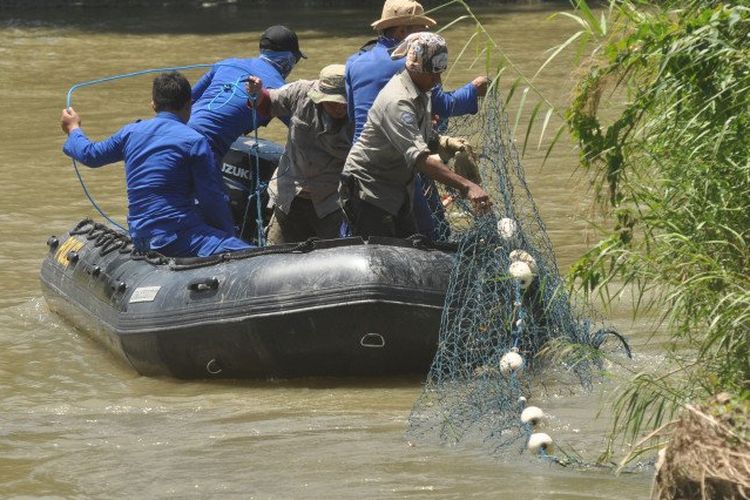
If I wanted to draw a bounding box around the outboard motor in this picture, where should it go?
[221,137,283,243]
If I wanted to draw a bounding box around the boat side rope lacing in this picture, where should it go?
[69,218,133,257]
[65,218,456,270]
[167,237,334,270]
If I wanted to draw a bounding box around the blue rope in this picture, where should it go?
[238,93,267,246]
[66,63,214,109]
[69,157,129,232]
[65,62,264,237]
[511,282,524,350]
[206,75,251,112]
[251,96,266,247]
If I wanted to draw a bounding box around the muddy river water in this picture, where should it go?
[0,3,655,497]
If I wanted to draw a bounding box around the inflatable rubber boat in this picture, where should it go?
[40,138,456,379]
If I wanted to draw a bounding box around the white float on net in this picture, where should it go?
[499,348,524,375]
[527,432,554,455]
[509,249,538,274]
[497,217,518,240]
[520,406,545,427]
[509,261,534,290]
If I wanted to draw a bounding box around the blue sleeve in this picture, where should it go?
[345,61,355,123]
[431,82,478,119]
[192,67,215,103]
[189,138,235,234]
[62,128,125,168]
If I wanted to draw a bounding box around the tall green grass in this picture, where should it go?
[558,0,750,461]
[435,0,748,461]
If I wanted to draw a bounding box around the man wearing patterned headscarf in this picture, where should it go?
[344,0,488,239]
[341,33,491,239]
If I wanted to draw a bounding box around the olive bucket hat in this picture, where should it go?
[307,64,347,105]
[371,0,436,31]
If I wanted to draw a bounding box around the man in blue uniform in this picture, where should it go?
[61,72,250,258]
[189,25,306,167]
[344,0,489,238]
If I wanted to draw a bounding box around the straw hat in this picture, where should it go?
[307,64,347,105]
[371,0,436,31]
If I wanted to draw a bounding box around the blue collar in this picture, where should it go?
[155,111,184,123]
[378,35,400,49]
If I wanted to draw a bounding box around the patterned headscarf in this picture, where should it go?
[390,32,448,74]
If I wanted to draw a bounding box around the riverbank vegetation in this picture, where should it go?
[437,0,749,490]
[556,0,749,492]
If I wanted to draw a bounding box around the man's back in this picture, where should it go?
[345,39,404,141]
[189,57,286,161]
[64,112,232,241]
[122,114,211,232]
[269,79,353,218]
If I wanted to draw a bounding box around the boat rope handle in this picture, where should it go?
[64,62,265,236]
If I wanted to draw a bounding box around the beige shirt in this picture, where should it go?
[342,70,432,215]
[268,80,353,217]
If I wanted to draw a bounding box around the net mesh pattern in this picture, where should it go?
[407,87,628,454]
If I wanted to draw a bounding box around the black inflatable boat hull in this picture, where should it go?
[40,221,455,379]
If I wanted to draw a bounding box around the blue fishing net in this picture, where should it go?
[407,87,631,459]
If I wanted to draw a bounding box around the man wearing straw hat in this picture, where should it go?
[345,0,488,239]
[341,33,491,239]
[245,64,352,244]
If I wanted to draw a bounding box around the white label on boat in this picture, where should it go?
[129,286,161,303]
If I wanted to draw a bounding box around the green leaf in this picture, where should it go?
[512,86,530,137]
[534,30,584,81]
[538,107,555,150]
[522,101,543,158]
[541,124,565,169]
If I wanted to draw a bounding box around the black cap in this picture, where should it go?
[259,25,306,61]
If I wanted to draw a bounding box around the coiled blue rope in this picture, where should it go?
[65,62,267,243]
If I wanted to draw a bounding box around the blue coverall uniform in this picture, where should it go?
[189,57,287,164]
[63,112,250,257]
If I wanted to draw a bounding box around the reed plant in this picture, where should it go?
[433,0,748,464]
[555,0,750,462]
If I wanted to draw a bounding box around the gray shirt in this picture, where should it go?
[268,80,353,217]
[342,70,432,215]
